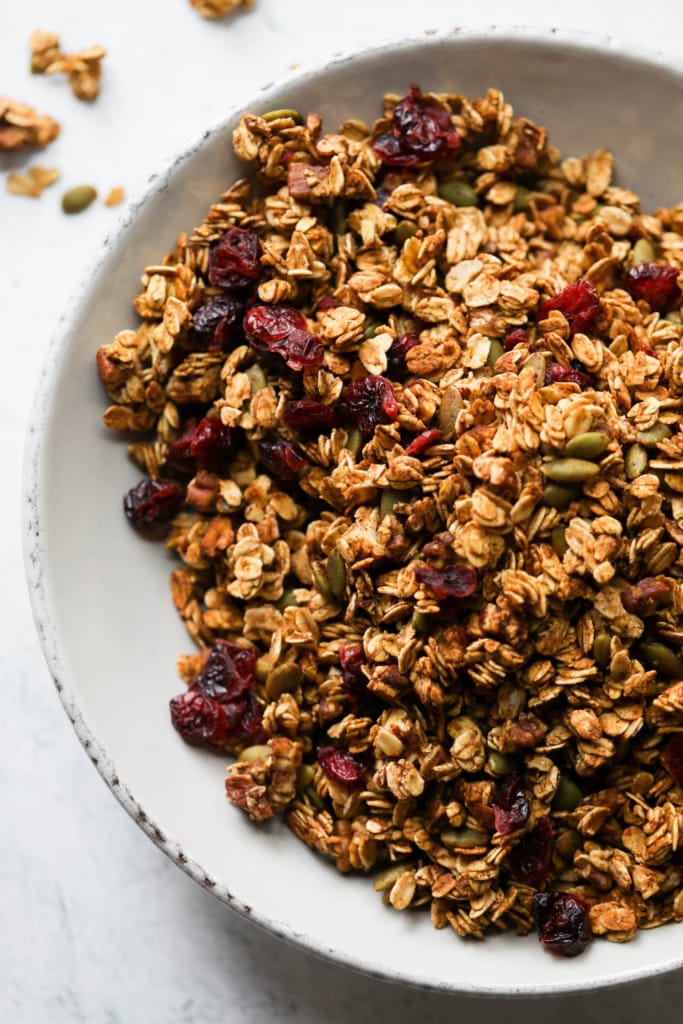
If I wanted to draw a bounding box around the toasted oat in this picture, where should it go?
[97,83,683,958]
[7,165,59,198]
[0,96,60,151]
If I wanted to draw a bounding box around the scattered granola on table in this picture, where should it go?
[29,28,106,101]
[7,165,59,198]
[188,0,255,18]
[0,96,59,150]
[97,84,683,958]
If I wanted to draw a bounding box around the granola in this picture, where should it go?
[0,96,59,151]
[97,85,683,958]
[7,165,59,198]
[30,29,106,102]
[188,0,255,18]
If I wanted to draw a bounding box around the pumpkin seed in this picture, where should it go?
[277,590,298,612]
[344,427,363,458]
[441,827,488,849]
[381,489,403,517]
[592,632,612,669]
[395,220,418,245]
[62,184,97,214]
[542,482,581,509]
[296,764,315,791]
[266,662,302,700]
[238,744,272,763]
[631,238,656,265]
[486,339,504,369]
[639,642,683,679]
[412,610,429,633]
[245,363,267,393]
[551,524,569,558]
[262,108,302,123]
[437,385,463,439]
[539,441,556,456]
[542,458,600,483]
[312,561,332,600]
[635,422,672,446]
[552,775,583,812]
[624,443,648,479]
[487,751,519,776]
[364,321,380,339]
[564,431,609,460]
[305,785,325,811]
[255,655,272,683]
[513,185,532,211]
[437,179,477,207]
[326,550,346,599]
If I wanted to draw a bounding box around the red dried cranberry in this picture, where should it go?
[374,185,394,208]
[244,304,324,371]
[169,689,230,746]
[345,375,399,435]
[208,227,262,290]
[227,690,268,746]
[258,437,307,481]
[373,85,460,167]
[405,429,442,457]
[509,815,554,887]
[194,640,256,703]
[167,419,199,467]
[317,745,367,784]
[339,645,367,704]
[168,418,235,468]
[662,734,683,782]
[544,362,594,389]
[537,278,600,336]
[284,400,343,434]
[190,295,245,351]
[493,774,531,835]
[386,333,419,379]
[123,478,183,530]
[532,892,592,958]
[503,328,529,351]
[413,563,478,601]
[624,263,680,312]
[317,295,346,311]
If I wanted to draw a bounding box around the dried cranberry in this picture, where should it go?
[258,437,307,481]
[244,304,324,371]
[532,892,592,958]
[662,734,683,782]
[123,478,183,530]
[339,645,367,704]
[537,278,600,336]
[317,745,366,784]
[229,690,268,745]
[345,375,399,435]
[284,400,343,434]
[189,294,245,351]
[509,815,554,887]
[169,417,235,468]
[624,263,680,312]
[373,85,460,167]
[169,689,230,746]
[374,185,394,208]
[386,333,419,379]
[166,419,199,468]
[544,362,594,389]
[503,328,529,351]
[194,640,256,703]
[493,774,531,835]
[405,429,442,457]
[208,227,262,290]
[317,295,346,311]
[413,563,478,601]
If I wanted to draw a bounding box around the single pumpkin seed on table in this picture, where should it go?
[62,184,97,213]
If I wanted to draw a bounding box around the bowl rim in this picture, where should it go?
[23,23,683,996]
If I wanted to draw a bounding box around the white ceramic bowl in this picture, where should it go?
[24,27,683,995]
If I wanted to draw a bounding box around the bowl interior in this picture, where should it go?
[27,31,683,995]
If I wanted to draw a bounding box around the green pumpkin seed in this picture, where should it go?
[344,427,363,459]
[238,744,272,763]
[639,642,683,679]
[412,610,430,633]
[245,363,267,393]
[266,662,303,700]
[635,422,672,446]
[564,432,609,460]
[296,764,315,791]
[277,590,298,612]
[551,524,569,558]
[312,561,332,600]
[262,108,302,123]
[542,482,581,509]
[305,784,325,811]
[395,220,418,245]
[542,458,600,484]
[441,827,488,849]
[62,185,97,214]
[326,550,346,599]
[437,385,463,439]
[513,186,532,211]
[437,179,477,207]
[592,632,612,669]
[631,238,656,265]
[364,321,380,339]
[381,489,403,517]
[255,655,272,684]
[624,443,648,480]
[486,339,504,369]
[487,751,520,776]
[539,441,556,456]
[552,775,583,812]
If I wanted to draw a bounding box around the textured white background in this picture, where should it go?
[3,1,683,1021]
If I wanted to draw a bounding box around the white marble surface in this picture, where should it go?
[3,1,683,1020]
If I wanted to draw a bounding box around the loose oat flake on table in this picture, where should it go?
[96,85,683,958]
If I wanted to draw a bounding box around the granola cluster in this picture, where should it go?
[29,29,106,102]
[0,95,59,151]
[97,87,683,955]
